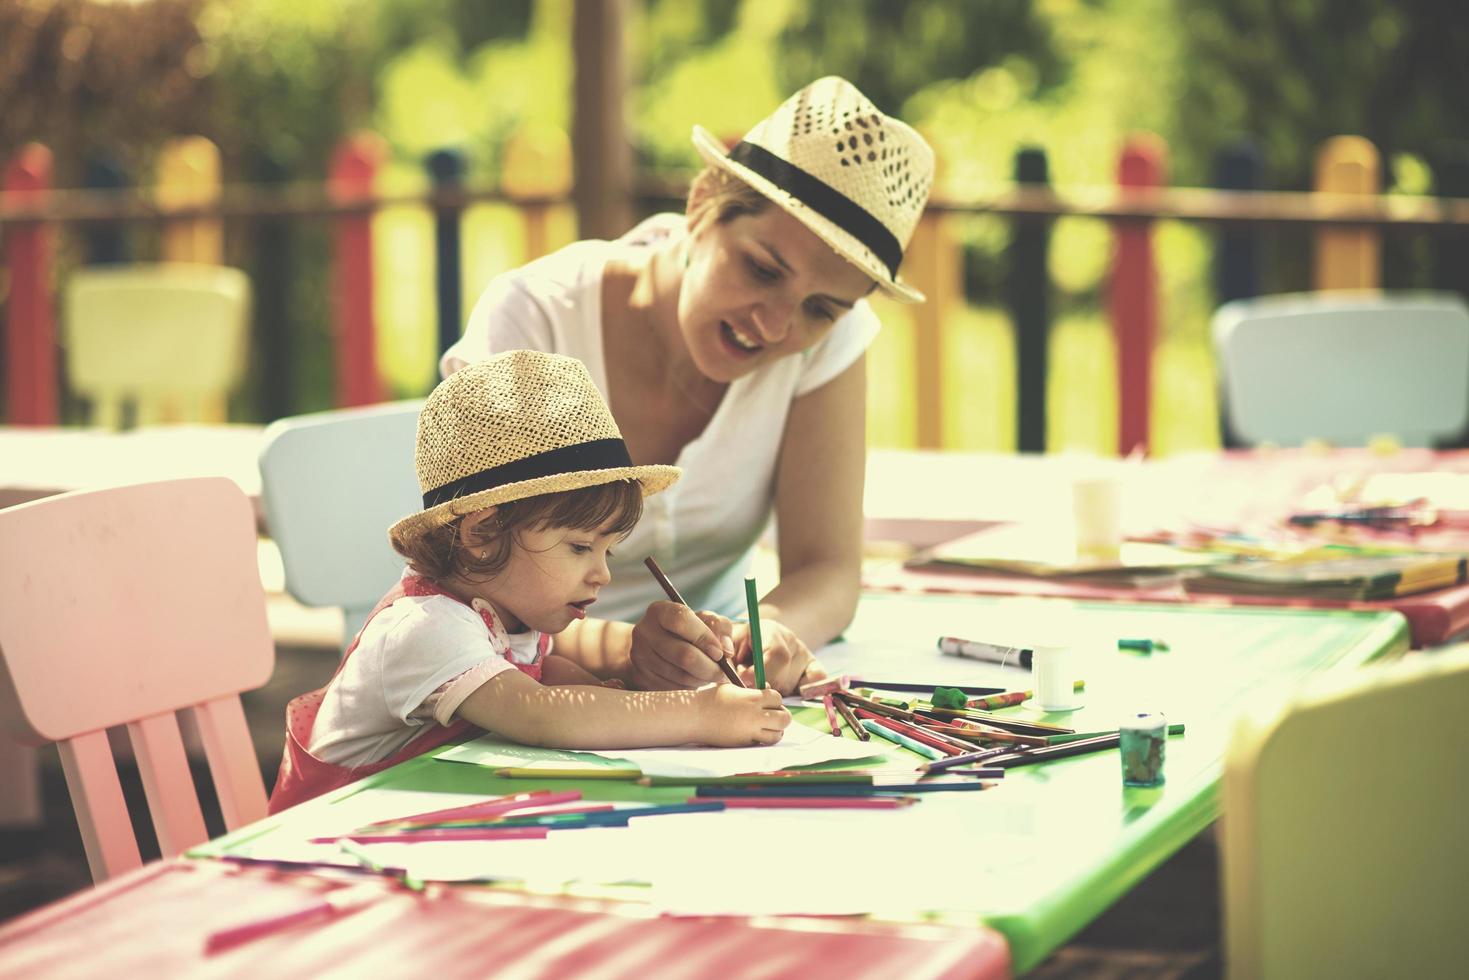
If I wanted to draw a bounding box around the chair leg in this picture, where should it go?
[57,731,143,882]
[0,737,43,828]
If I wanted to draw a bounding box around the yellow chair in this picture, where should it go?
[63,263,251,428]
[1221,646,1469,979]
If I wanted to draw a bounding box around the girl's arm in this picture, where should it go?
[454,668,789,749]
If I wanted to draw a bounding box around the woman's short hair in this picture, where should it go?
[394,479,645,581]
[686,165,770,233]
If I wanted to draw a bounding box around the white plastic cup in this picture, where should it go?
[1072,470,1122,560]
[1031,644,1083,711]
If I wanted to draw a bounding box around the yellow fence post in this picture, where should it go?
[156,135,223,265]
[903,134,958,449]
[1313,136,1381,290]
[152,136,227,422]
[502,122,573,263]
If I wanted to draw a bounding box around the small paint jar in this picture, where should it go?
[1119,711,1167,787]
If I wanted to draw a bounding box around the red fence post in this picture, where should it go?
[1108,134,1168,457]
[328,134,386,407]
[3,144,58,425]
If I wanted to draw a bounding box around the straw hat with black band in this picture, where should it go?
[691,75,935,304]
[389,350,680,549]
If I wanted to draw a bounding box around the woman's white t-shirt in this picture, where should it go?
[441,215,880,622]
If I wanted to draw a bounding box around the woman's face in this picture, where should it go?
[675,204,874,383]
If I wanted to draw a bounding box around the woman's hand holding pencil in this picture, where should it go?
[635,557,746,690]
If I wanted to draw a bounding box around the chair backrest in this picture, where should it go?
[0,478,274,882]
[64,263,252,428]
[258,401,423,649]
[1221,647,1469,979]
[1213,291,1469,447]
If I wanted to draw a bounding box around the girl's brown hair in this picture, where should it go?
[394,479,644,582]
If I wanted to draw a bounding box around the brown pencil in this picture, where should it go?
[643,556,746,688]
[830,692,870,740]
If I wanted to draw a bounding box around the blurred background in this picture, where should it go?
[3,0,1467,456]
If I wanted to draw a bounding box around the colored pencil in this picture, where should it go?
[921,746,1011,774]
[822,693,842,736]
[337,839,424,891]
[694,781,997,798]
[988,733,1122,768]
[494,767,642,780]
[644,556,746,688]
[852,708,967,757]
[831,694,869,740]
[745,574,766,689]
[205,882,382,953]
[364,789,579,828]
[1046,723,1185,746]
[922,721,1050,749]
[333,827,552,844]
[860,719,946,761]
[692,795,915,810]
[918,706,1073,736]
[639,771,877,787]
[849,680,1006,697]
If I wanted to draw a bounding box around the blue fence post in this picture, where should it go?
[253,150,294,421]
[82,153,129,264]
[1212,141,1262,449]
[427,148,466,360]
[1008,146,1051,454]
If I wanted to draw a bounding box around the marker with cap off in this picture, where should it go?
[938,635,1032,669]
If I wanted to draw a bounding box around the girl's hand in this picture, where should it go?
[693,683,790,746]
[732,618,826,695]
[629,601,738,690]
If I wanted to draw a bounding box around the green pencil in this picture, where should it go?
[745,574,766,689]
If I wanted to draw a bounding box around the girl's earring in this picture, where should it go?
[479,550,488,560]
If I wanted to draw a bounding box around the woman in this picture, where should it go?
[442,76,934,695]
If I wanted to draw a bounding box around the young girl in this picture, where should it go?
[269,350,789,812]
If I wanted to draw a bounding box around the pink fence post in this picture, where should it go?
[1108,134,1168,457]
[3,144,58,425]
[328,134,386,407]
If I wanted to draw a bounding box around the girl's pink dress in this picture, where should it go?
[268,575,546,813]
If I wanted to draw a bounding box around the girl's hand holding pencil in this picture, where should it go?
[693,683,791,746]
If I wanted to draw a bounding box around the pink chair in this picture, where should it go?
[0,478,274,882]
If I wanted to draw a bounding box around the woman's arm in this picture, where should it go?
[454,668,789,749]
[766,353,867,648]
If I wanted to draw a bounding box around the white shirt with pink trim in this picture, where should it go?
[441,215,880,623]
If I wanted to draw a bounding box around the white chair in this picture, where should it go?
[64,263,252,428]
[1213,292,1469,447]
[258,401,423,650]
[1221,646,1469,979]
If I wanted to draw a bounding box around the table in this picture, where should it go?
[865,448,1469,647]
[0,424,266,528]
[188,591,1407,973]
[0,858,1008,978]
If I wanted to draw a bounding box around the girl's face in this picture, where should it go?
[480,520,619,633]
[675,204,874,383]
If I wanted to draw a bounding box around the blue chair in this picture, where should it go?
[1213,292,1469,447]
[1221,646,1469,978]
[258,401,423,650]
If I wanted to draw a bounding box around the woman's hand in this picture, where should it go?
[732,617,826,695]
[629,600,738,690]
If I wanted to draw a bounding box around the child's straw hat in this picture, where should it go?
[389,350,679,545]
[691,75,935,303]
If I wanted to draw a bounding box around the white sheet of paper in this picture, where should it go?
[438,721,889,778]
